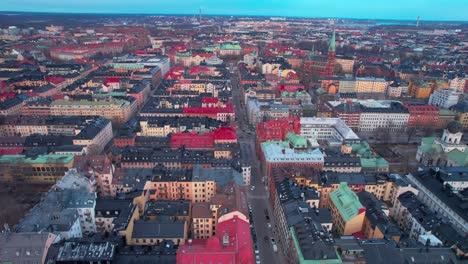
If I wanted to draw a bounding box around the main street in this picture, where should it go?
[229,69,285,264]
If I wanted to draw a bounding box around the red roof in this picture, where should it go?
[0,92,17,100]
[177,215,254,264]
[183,103,234,115]
[0,147,23,155]
[104,77,120,86]
[202,97,219,104]
[170,131,215,149]
[256,117,300,143]
[213,127,237,141]
[45,76,67,85]
[189,67,210,75]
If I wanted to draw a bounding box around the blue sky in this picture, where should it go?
[1,0,467,21]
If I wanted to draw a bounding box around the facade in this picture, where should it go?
[50,98,137,125]
[329,183,366,236]
[260,140,324,178]
[428,89,462,109]
[355,78,388,94]
[358,102,409,132]
[405,104,440,127]
[0,154,74,184]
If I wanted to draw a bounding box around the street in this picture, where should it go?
[230,70,285,264]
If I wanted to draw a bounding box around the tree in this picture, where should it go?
[406,127,418,143]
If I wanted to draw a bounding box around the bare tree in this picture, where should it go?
[406,126,417,143]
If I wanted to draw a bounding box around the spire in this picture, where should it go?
[329,30,336,52]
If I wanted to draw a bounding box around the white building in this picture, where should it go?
[406,169,468,234]
[299,117,360,146]
[358,102,409,132]
[428,88,461,109]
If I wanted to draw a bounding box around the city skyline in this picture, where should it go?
[1,0,468,21]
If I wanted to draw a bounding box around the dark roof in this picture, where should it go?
[131,219,186,239]
[446,120,463,134]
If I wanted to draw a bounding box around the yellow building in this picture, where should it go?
[451,103,468,128]
[0,154,74,184]
[191,202,215,239]
[408,80,432,99]
[355,77,388,94]
[329,182,366,236]
[50,98,137,124]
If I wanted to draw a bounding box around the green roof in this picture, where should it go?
[51,99,126,106]
[0,154,74,165]
[176,51,192,57]
[330,182,364,222]
[94,92,127,97]
[439,108,456,117]
[447,149,468,166]
[286,132,308,149]
[360,157,389,168]
[329,30,336,52]
[220,43,241,50]
[349,142,374,157]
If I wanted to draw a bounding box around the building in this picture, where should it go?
[406,168,468,234]
[94,198,137,233]
[355,77,388,94]
[451,101,468,128]
[128,219,188,246]
[260,140,324,178]
[357,191,401,241]
[405,104,439,127]
[50,97,138,125]
[299,117,360,147]
[358,102,409,132]
[429,88,462,109]
[386,81,403,98]
[390,191,441,244]
[416,121,468,166]
[177,213,254,264]
[303,31,336,77]
[0,154,74,184]
[15,170,97,239]
[329,183,366,236]
[408,79,433,99]
[0,231,58,264]
[449,76,467,92]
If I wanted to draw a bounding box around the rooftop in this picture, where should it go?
[330,182,365,222]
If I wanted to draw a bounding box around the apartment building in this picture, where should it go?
[429,88,462,109]
[329,183,366,236]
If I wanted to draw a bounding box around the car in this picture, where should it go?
[264,235,269,242]
[254,245,259,254]
[250,185,256,191]
[267,223,272,228]
[266,215,270,221]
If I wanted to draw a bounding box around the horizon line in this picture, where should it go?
[0,10,467,23]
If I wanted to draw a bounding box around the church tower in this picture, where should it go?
[326,30,336,75]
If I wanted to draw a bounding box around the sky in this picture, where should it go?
[1,0,467,21]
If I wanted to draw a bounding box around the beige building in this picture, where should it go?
[50,98,137,124]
